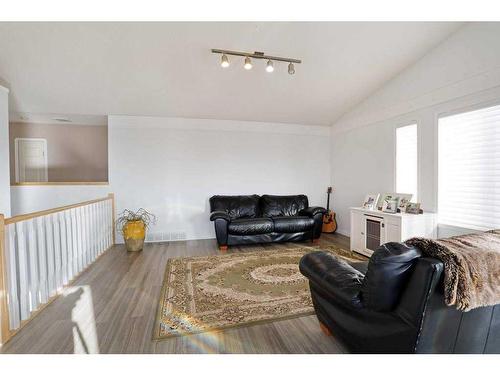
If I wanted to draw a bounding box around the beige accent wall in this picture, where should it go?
[9,122,108,183]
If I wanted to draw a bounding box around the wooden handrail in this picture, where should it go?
[5,193,114,225]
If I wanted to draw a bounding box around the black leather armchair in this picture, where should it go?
[209,194,326,250]
[299,242,500,353]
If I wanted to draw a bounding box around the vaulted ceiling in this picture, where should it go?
[0,22,463,126]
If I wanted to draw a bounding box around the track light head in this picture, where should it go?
[244,56,253,70]
[265,60,274,73]
[288,62,295,75]
[220,54,229,68]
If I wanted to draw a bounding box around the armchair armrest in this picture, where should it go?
[210,211,231,221]
[299,251,364,308]
[299,206,326,217]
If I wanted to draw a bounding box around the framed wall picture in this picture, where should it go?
[395,193,413,212]
[362,193,380,210]
[382,197,398,213]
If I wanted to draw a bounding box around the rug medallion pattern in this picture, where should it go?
[154,245,366,339]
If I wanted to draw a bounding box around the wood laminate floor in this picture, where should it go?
[1,234,353,354]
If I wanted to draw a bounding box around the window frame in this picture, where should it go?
[394,121,420,202]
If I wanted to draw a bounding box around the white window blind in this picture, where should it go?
[396,124,418,201]
[438,103,500,230]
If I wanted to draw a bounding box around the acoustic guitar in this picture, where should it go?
[322,187,337,233]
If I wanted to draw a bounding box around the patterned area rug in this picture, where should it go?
[153,245,366,339]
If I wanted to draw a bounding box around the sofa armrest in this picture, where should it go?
[300,207,326,239]
[210,211,231,221]
[299,251,364,308]
[211,213,230,246]
[395,257,443,327]
[299,206,326,217]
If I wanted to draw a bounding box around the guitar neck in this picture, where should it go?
[326,193,330,211]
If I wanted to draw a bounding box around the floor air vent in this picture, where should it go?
[145,231,187,243]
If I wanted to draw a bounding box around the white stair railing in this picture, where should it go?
[0,193,115,345]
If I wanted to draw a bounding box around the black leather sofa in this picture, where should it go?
[299,242,500,353]
[209,194,326,250]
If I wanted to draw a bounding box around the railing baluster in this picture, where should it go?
[90,204,98,261]
[62,210,70,284]
[84,205,89,265]
[70,208,78,280]
[90,203,98,261]
[45,214,56,297]
[36,217,48,304]
[92,203,98,260]
[76,207,83,273]
[27,219,40,311]
[103,201,107,250]
[99,201,104,254]
[86,205,91,262]
[103,201,107,252]
[53,213,63,289]
[16,221,30,321]
[84,205,90,266]
[107,200,112,248]
[5,224,20,330]
[76,207,83,276]
[75,208,81,276]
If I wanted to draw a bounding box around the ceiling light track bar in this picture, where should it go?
[211,49,301,64]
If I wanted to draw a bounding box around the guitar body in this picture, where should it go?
[322,211,337,233]
[322,187,338,233]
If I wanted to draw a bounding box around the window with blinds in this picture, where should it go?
[438,103,500,230]
[396,123,418,201]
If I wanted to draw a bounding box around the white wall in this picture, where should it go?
[0,86,10,216]
[330,23,500,237]
[10,185,111,216]
[109,116,331,242]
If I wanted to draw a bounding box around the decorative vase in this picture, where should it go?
[123,220,146,252]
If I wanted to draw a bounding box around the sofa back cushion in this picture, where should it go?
[260,195,308,217]
[209,195,260,220]
[360,242,422,311]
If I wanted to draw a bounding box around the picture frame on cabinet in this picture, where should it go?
[382,197,398,213]
[405,202,421,214]
[378,193,397,210]
[362,193,380,210]
[395,193,413,212]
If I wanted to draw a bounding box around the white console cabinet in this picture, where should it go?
[350,207,437,257]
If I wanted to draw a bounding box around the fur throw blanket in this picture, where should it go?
[406,230,500,312]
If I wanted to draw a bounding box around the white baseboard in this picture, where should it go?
[335,228,350,237]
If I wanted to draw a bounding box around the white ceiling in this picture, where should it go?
[0,22,463,126]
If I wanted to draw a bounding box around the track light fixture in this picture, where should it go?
[266,60,274,73]
[220,54,229,68]
[244,56,253,70]
[212,49,301,75]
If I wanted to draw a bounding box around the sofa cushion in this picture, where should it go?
[360,242,422,312]
[260,195,309,217]
[228,218,274,235]
[272,216,314,233]
[209,195,260,220]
